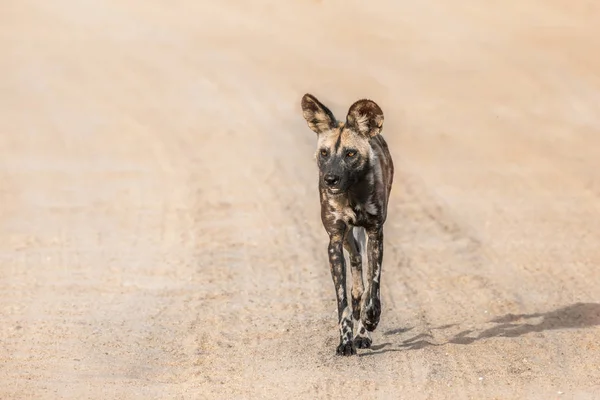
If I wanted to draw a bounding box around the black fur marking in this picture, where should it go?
[354,336,372,349]
[336,341,357,356]
[334,132,343,151]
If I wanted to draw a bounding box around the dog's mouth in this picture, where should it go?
[326,187,346,195]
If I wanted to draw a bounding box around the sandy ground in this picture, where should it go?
[1,0,600,399]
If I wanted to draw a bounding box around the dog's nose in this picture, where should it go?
[324,174,339,187]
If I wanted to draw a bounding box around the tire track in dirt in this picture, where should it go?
[370,159,494,395]
[382,159,495,320]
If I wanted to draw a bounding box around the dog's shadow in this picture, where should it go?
[361,302,600,356]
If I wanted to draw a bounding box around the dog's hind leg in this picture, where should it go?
[361,226,384,332]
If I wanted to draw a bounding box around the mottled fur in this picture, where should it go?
[301,93,394,356]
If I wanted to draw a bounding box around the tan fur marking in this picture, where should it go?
[316,126,372,159]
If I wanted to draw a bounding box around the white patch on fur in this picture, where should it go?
[341,307,352,321]
[337,285,345,301]
[328,197,356,223]
[339,307,353,339]
[343,207,356,223]
[369,148,378,165]
[354,319,372,340]
[365,200,378,215]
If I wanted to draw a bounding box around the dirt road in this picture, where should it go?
[1,1,599,398]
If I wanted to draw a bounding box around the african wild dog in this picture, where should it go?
[301,93,394,356]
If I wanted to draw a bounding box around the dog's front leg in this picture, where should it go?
[328,226,356,356]
[362,226,384,332]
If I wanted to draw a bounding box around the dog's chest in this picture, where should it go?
[328,197,377,225]
[351,202,377,225]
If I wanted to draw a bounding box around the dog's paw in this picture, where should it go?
[362,298,381,332]
[336,341,357,356]
[354,335,372,349]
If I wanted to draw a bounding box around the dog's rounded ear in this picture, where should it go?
[301,94,337,135]
[346,99,384,138]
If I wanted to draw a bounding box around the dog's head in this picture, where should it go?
[301,93,384,194]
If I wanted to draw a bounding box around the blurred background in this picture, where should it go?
[1,1,599,399]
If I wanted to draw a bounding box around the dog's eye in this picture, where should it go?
[320,150,328,157]
[346,151,356,158]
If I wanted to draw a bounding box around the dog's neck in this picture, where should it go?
[347,169,375,206]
